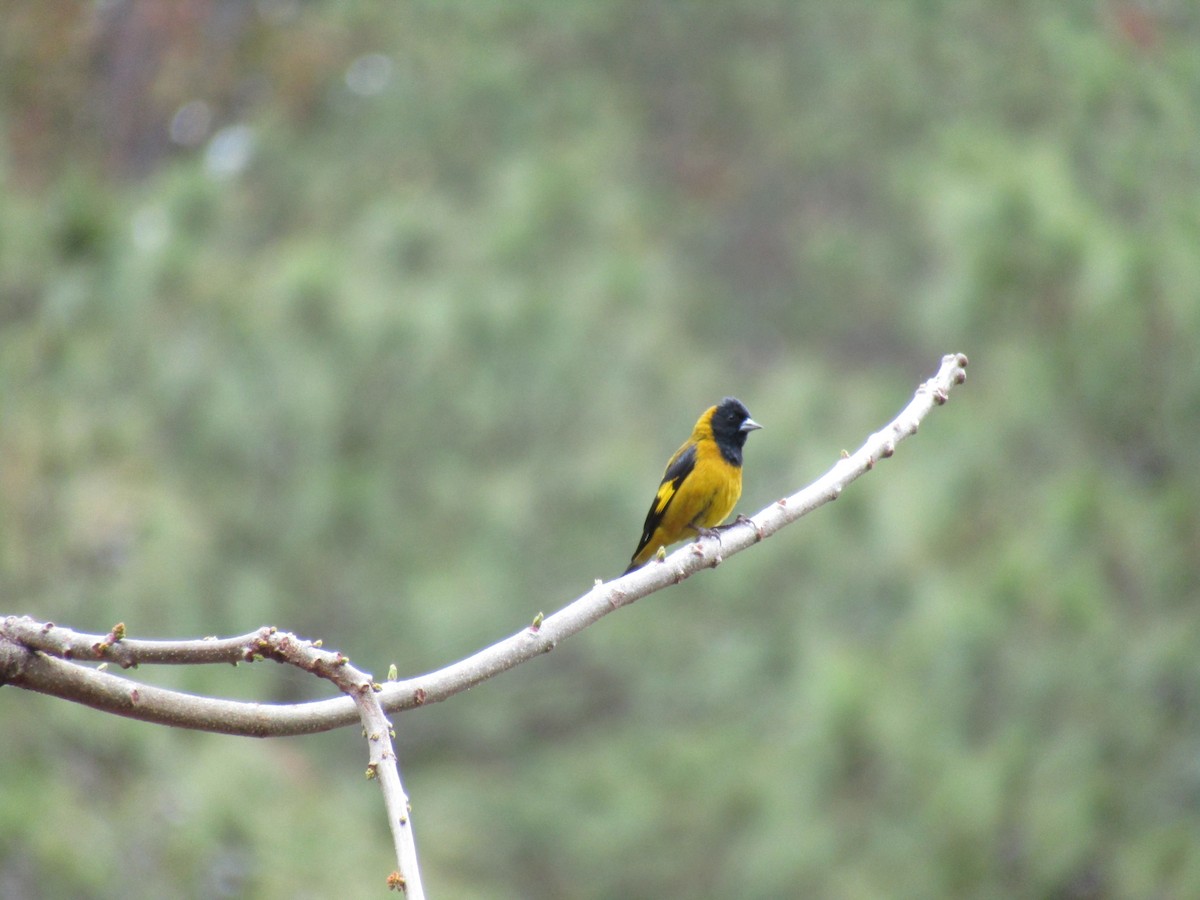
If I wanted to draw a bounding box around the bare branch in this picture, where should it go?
[254,631,425,897]
[0,640,360,734]
[0,618,426,893]
[1,619,282,667]
[376,351,971,709]
[1,352,967,893]
[2,353,970,741]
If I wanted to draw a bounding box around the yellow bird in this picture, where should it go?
[625,397,762,574]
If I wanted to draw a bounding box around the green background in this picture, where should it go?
[3,2,1199,897]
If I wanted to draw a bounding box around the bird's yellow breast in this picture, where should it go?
[651,440,742,542]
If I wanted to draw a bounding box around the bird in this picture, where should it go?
[624,397,762,574]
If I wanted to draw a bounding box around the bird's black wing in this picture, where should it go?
[630,441,698,564]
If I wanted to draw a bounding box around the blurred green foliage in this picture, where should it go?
[3,1,1200,897]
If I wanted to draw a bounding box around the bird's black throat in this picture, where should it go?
[710,397,756,467]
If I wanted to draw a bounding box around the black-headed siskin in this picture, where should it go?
[625,397,761,574]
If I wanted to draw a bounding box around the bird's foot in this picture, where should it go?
[734,513,765,541]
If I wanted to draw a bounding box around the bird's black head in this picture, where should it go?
[709,397,762,466]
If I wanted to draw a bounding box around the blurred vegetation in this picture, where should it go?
[3,1,1200,897]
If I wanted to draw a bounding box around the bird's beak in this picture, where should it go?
[740,417,763,433]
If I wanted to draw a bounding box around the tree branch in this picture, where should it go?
[0,620,426,894]
[255,631,424,898]
[2,352,969,737]
[0,351,968,894]
[375,351,970,707]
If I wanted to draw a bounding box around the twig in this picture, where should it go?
[0,620,283,667]
[253,632,424,897]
